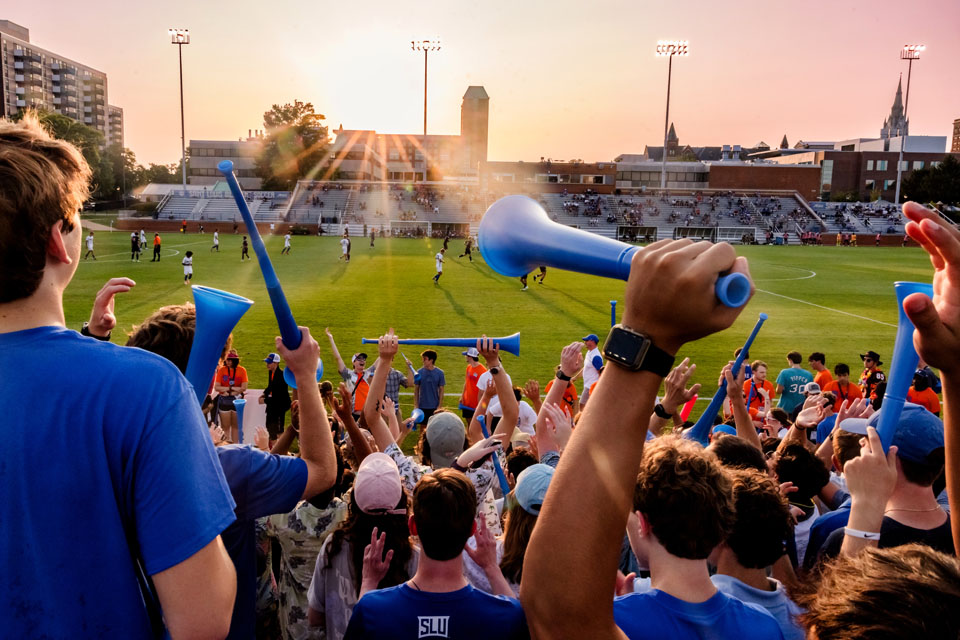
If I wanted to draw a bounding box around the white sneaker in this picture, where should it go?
[521,285,528,291]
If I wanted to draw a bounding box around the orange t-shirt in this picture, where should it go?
[153,235,161,246]
[814,369,834,389]
[822,381,863,412]
[215,365,248,391]
[460,362,488,410]
[742,379,775,412]
[544,379,579,411]
[908,387,941,415]
[353,376,369,412]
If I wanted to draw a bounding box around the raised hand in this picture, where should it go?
[541,401,573,451]
[380,396,396,417]
[663,357,701,414]
[360,527,394,596]
[254,426,270,451]
[332,382,354,424]
[87,277,136,337]
[477,335,501,369]
[559,342,584,378]
[209,424,225,444]
[378,328,399,361]
[464,517,498,571]
[275,326,319,384]
[523,379,541,403]
[457,434,504,468]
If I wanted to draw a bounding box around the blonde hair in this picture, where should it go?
[0,113,91,302]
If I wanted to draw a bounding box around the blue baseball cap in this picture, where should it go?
[582,334,600,343]
[712,424,738,437]
[838,403,944,464]
[263,353,281,364]
[514,463,555,516]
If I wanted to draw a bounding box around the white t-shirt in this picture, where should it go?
[85,235,94,250]
[182,256,193,274]
[488,399,537,435]
[476,370,513,397]
[284,234,291,247]
[340,238,349,254]
[583,347,604,389]
[139,231,146,243]
[435,252,444,272]
[213,231,219,244]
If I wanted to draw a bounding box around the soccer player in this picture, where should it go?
[139,228,146,249]
[211,229,219,252]
[151,232,162,261]
[282,233,291,255]
[534,266,547,284]
[459,236,473,261]
[520,273,530,291]
[822,363,862,412]
[130,231,140,262]
[182,251,194,285]
[241,236,250,261]
[808,352,833,389]
[433,248,445,284]
[84,230,96,260]
[340,234,350,261]
[859,350,886,407]
[370,228,375,247]
[775,351,814,416]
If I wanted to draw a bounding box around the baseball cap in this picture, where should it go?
[515,464,555,515]
[462,347,480,358]
[510,430,532,447]
[839,403,944,464]
[425,412,466,469]
[352,352,368,363]
[804,382,821,395]
[712,424,737,437]
[263,353,281,364]
[860,351,883,365]
[354,452,406,515]
[582,333,600,343]
[226,350,239,360]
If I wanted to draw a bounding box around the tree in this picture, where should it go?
[256,100,329,190]
[901,155,960,205]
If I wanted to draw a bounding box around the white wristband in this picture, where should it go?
[844,527,881,540]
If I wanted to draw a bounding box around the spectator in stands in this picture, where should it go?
[260,352,292,446]
[459,347,487,421]
[743,360,775,420]
[773,443,830,567]
[808,352,833,389]
[414,349,446,423]
[775,351,814,417]
[822,363,863,412]
[215,349,248,444]
[859,350,887,408]
[908,372,941,416]
[0,114,237,639]
[326,328,371,421]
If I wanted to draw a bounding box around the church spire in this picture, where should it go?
[667,122,678,143]
[891,74,904,118]
[881,75,908,139]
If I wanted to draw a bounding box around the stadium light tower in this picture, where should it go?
[169,28,190,188]
[894,43,924,204]
[412,39,441,136]
[655,40,688,191]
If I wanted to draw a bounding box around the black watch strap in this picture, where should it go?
[556,371,572,382]
[81,323,111,341]
[654,403,673,419]
[641,343,676,377]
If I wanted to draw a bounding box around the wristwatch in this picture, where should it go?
[556,371,572,382]
[654,403,674,419]
[81,322,111,341]
[602,324,675,376]
[489,367,501,375]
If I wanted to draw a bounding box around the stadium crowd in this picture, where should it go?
[3,114,960,640]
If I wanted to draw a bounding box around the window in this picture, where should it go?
[931,161,942,168]
[884,180,895,190]
[866,160,874,170]
[900,161,909,171]
[388,150,399,160]
[865,179,875,190]
[913,161,924,170]
[876,160,888,171]
[820,159,833,190]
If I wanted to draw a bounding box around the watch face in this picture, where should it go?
[605,328,650,368]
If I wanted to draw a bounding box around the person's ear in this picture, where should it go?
[831,454,842,473]
[47,219,73,265]
[408,515,418,536]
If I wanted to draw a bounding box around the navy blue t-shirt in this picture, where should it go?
[345,583,528,639]
[815,415,837,445]
[416,367,446,410]
[217,445,307,639]
[0,326,236,637]
[614,588,784,640]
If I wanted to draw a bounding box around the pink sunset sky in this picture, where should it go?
[6,0,959,165]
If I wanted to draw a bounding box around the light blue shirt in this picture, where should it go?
[711,574,805,640]
[776,367,814,413]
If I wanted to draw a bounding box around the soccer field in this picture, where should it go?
[67,224,933,410]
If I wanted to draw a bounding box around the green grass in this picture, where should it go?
[66,227,932,415]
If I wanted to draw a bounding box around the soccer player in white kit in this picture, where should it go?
[139,229,146,249]
[340,235,350,262]
[211,230,219,252]
[84,231,96,260]
[182,251,194,284]
[433,248,445,284]
[281,233,291,255]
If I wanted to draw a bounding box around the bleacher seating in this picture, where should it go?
[157,193,289,222]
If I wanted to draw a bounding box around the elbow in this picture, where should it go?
[303,461,337,498]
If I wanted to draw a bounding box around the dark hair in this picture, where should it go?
[726,469,791,568]
[512,386,523,402]
[413,469,477,561]
[808,352,826,365]
[125,303,197,373]
[769,408,791,426]
[711,436,768,473]
[505,448,538,481]
[833,429,863,469]
[761,437,782,457]
[820,391,837,410]
[634,437,734,559]
[787,351,802,364]
[834,363,851,376]
[326,488,411,596]
[797,545,960,638]
[775,444,829,503]
[499,501,537,584]
[899,449,945,487]
[421,349,438,363]
[913,372,930,392]
[185,250,193,257]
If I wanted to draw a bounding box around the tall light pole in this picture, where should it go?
[656,40,688,191]
[169,28,190,188]
[412,39,440,136]
[893,43,924,204]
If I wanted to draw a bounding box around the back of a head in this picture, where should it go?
[787,351,802,365]
[506,448,538,480]
[0,114,91,303]
[125,304,197,373]
[711,436,768,473]
[775,444,829,503]
[832,429,863,469]
[725,469,791,569]
[634,436,734,560]
[799,544,960,638]
[413,469,477,561]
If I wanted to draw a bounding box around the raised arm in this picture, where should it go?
[521,240,750,640]
[523,379,542,413]
[650,357,700,437]
[324,327,348,375]
[153,537,236,639]
[478,336,518,443]
[276,327,337,499]
[468,380,496,444]
[363,331,403,452]
[722,363,761,449]
[544,343,583,413]
[839,427,897,557]
[334,383,374,462]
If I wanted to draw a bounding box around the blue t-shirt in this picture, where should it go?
[815,414,837,445]
[803,498,851,571]
[775,368,814,413]
[217,445,307,639]
[416,367,446,410]
[345,583,528,639]
[711,574,804,640]
[614,588,784,640]
[0,326,236,638]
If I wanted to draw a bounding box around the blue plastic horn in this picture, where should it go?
[184,285,254,405]
[876,281,934,451]
[410,408,425,428]
[360,333,520,357]
[684,313,768,446]
[478,195,751,308]
[217,160,323,389]
[234,398,247,444]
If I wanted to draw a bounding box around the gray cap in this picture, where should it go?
[425,412,466,469]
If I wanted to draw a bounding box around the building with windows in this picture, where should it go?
[0,20,122,146]
[188,136,263,189]
[481,160,616,193]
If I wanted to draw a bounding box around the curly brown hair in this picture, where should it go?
[725,469,791,568]
[797,544,960,638]
[125,303,197,373]
[633,436,734,559]
[0,113,91,303]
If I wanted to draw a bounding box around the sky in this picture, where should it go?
[7,0,960,165]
